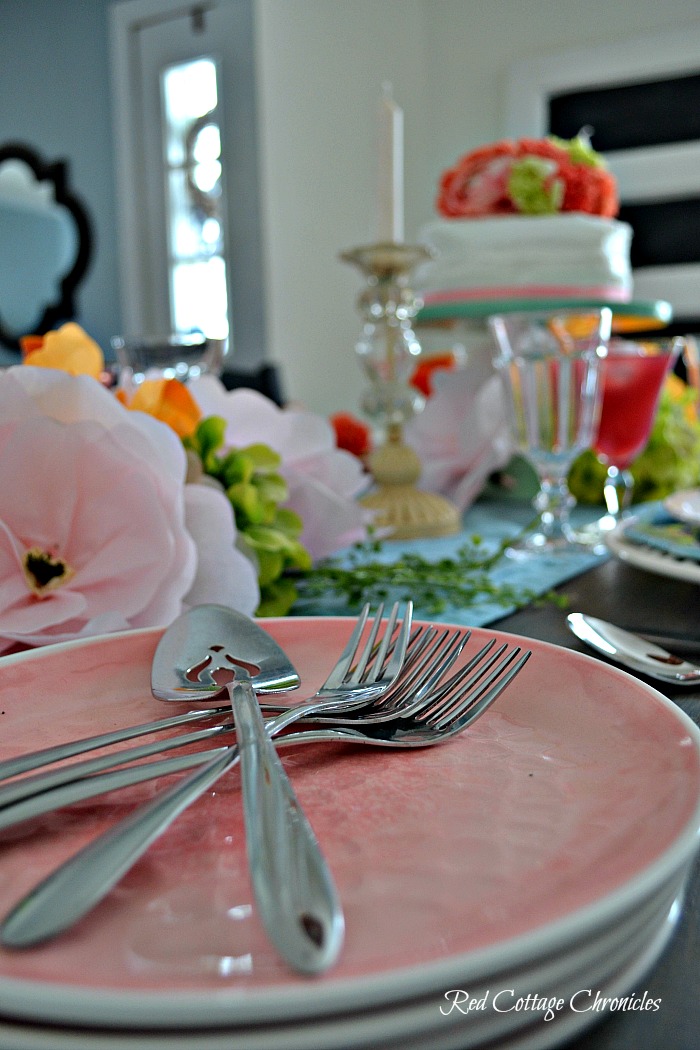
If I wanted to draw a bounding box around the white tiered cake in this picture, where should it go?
[417,213,633,305]
[415,135,633,308]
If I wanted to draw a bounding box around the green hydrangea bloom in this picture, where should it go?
[568,381,700,505]
[183,416,312,616]
[549,133,604,169]
[508,157,562,214]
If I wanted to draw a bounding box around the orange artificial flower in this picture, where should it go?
[665,373,699,425]
[20,323,105,379]
[330,411,372,458]
[117,378,202,438]
[410,353,458,396]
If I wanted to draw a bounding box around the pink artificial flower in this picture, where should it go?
[190,379,371,559]
[0,367,257,653]
[183,482,259,610]
[404,357,512,511]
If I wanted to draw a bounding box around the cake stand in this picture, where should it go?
[417,296,673,331]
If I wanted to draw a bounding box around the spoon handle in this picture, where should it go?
[229,675,344,974]
[0,723,231,809]
[0,747,237,949]
[1,706,345,973]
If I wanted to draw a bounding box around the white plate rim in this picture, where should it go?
[606,516,700,583]
[0,623,699,1029]
[664,488,700,526]
[0,866,686,1048]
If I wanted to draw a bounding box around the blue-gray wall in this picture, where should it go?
[0,0,120,359]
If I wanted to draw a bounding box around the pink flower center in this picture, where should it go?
[22,547,75,596]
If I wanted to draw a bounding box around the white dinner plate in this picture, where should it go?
[606,515,700,583]
[665,488,700,526]
[0,876,683,1049]
[0,620,698,1040]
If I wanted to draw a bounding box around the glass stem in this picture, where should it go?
[602,465,634,517]
[533,476,576,541]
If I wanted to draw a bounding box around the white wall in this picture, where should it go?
[254,0,430,414]
[255,0,700,415]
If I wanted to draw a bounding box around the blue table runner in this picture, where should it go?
[293,497,608,627]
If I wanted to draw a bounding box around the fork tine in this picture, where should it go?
[396,625,435,670]
[437,649,531,735]
[379,601,413,684]
[420,644,512,726]
[334,628,465,725]
[359,602,400,685]
[345,604,385,685]
[320,603,371,690]
[379,628,468,712]
[346,622,428,687]
[429,647,529,730]
[408,638,499,722]
[360,625,437,703]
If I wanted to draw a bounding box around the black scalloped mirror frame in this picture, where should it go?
[0,142,93,351]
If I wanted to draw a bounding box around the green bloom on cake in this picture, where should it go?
[552,132,606,169]
[437,133,618,218]
[507,157,563,215]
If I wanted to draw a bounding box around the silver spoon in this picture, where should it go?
[567,613,700,686]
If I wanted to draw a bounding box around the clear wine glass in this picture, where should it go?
[591,336,684,532]
[111,333,228,392]
[489,308,611,557]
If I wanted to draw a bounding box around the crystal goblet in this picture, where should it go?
[489,308,611,557]
[111,333,227,391]
[592,336,684,529]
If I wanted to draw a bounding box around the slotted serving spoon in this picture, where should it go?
[0,637,530,826]
[0,602,412,968]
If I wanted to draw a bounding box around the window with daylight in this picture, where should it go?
[161,58,229,340]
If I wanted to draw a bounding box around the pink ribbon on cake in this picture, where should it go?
[422,285,632,305]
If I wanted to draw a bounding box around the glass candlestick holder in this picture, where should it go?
[340,242,460,539]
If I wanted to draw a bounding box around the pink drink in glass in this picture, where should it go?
[594,346,675,470]
[590,337,683,523]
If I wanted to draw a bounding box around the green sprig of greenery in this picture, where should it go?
[293,526,566,617]
[185,417,566,619]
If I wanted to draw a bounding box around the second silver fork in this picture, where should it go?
[0,603,414,955]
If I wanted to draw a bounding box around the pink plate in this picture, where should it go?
[0,619,698,1030]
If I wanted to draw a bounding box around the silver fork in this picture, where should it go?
[0,640,530,951]
[0,623,463,815]
[273,640,531,748]
[0,603,413,952]
[0,611,428,785]
[1,635,527,825]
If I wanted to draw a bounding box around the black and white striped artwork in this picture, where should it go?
[507,26,700,331]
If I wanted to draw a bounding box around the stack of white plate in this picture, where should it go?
[0,618,697,1050]
[607,493,700,584]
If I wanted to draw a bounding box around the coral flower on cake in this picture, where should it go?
[436,135,618,219]
[0,367,257,653]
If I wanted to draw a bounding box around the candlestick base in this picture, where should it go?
[341,240,460,540]
[361,434,460,540]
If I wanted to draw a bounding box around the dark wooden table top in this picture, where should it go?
[488,553,700,1050]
